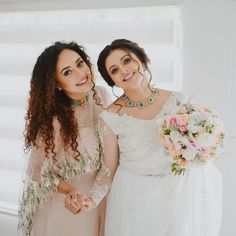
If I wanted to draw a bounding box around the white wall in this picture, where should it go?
[0,212,17,236]
[183,0,236,235]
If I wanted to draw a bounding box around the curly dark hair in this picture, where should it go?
[24,41,98,159]
[97,39,151,87]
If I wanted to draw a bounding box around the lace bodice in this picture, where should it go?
[89,91,190,205]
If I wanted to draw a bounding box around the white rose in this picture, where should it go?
[182,149,197,161]
[195,133,215,147]
[170,130,182,143]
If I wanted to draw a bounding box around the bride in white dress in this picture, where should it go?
[85,39,222,236]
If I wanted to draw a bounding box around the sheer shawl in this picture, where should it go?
[18,86,112,236]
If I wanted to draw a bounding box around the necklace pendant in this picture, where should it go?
[148,96,154,104]
[138,102,145,108]
[127,100,135,107]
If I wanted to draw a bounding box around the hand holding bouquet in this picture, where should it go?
[159,103,226,175]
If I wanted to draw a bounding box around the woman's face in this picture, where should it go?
[105,49,145,91]
[56,49,93,99]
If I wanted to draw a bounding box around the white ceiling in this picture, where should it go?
[0,0,183,12]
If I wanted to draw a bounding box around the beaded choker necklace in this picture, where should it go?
[121,88,159,109]
[71,93,89,107]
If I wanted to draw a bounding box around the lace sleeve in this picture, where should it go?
[89,116,119,207]
[18,118,63,236]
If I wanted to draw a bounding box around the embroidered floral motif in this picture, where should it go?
[18,148,102,236]
[88,122,113,207]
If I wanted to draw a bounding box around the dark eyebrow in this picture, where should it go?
[60,57,82,74]
[108,54,129,71]
[75,57,81,64]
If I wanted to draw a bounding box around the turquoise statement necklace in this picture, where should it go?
[121,88,158,109]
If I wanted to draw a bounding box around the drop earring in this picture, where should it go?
[57,85,62,91]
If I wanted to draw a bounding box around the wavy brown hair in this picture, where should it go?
[24,41,98,159]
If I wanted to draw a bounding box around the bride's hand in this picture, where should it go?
[80,196,96,211]
[64,190,82,214]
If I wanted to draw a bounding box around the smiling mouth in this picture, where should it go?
[76,78,88,86]
[123,72,135,82]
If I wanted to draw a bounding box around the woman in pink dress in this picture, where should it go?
[18,41,111,236]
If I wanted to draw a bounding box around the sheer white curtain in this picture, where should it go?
[0,5,182,214]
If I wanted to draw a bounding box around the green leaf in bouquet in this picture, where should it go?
[205,125,214,133]
[176,99,181,106]
[171,163,186,175]
[170,125,179,131]
[164,129,171,135]
[186,104,195,113]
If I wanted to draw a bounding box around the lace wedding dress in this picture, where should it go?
[89,92,222,236]
[18,86,111,236]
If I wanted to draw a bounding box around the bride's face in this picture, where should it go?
[105,49,145,91]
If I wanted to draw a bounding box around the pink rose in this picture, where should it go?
[179,124,187,132]
[170,117,177,126]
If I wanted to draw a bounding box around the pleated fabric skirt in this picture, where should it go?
[105,162,222,236]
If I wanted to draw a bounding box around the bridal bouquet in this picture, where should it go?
[159,103,226,175]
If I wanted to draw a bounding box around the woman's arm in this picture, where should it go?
[57,180,77,194]
[86,116,119,209]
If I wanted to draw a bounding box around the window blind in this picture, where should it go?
[0,5,182,214]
